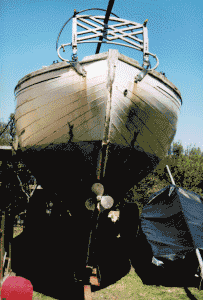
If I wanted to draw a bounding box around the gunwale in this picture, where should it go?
[14,51,182,103]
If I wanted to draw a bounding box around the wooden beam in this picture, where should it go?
[84,285,92,300]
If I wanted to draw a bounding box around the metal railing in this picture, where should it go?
[56,10,159,70]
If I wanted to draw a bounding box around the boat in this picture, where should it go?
[13,7,182,207]
[0,3,184,298]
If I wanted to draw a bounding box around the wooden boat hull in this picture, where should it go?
[14,49,182,199]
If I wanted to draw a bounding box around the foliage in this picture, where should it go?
[0,112,33,199]
[0,113,29,187]
[169,140,184,157]
[0,113,16,146]
[128,141,203,215]
[0,122,11,146]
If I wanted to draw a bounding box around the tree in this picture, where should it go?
[129,141,203,214]
[9,113,16,143]
[168,144,173,156]
[0,122,11,146]
[185,144,202,157]
[0,114,16,146]
[171,140,184,157]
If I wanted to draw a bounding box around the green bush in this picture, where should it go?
[127,141,203,215]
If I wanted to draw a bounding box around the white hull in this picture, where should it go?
[14,50,181,161]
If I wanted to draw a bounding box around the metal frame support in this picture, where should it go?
[72,16,78,60]
[166,165,175,185]
[196,248,203,290]
[143,22,150,68]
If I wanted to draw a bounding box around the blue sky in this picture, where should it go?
[1,0,203,152]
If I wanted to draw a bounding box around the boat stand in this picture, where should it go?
[84,207,101,299]
[83,183,111,299]
[84,266,100,300]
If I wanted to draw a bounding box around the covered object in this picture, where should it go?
[131,185,203,287]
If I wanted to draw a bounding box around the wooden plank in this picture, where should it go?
[84,285,92,300]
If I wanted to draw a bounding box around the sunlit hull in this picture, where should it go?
[14,49,182,199]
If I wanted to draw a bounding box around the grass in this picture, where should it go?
[92,268,203,300]
[13,226,203,299]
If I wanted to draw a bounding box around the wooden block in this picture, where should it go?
[92,268,97,275]
[90,276,100,286]
[84,285,92,300]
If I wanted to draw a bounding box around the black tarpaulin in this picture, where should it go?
[141,185,203,260]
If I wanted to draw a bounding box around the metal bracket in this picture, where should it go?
[70,61,87,77]
[134,68,148,83]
